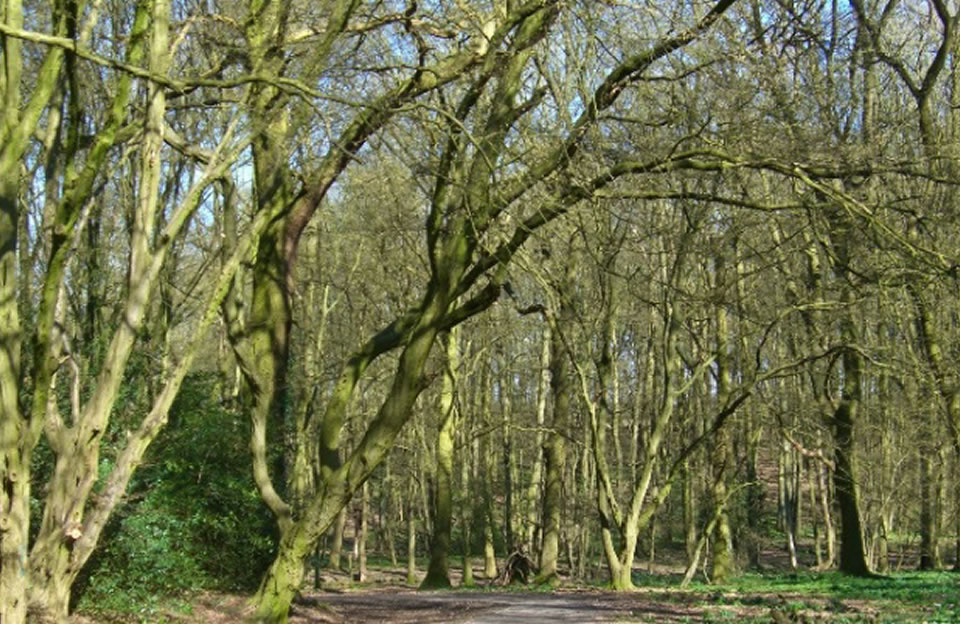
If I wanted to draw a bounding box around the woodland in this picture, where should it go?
[2,0,960,623]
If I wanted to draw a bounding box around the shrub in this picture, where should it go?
[74,373,277,615]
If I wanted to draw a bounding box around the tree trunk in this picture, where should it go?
[954,453,960,571]
[828,206,871,577]
[406,510,417,585]
[237,0,298,537]
[249,244,461,620]
[780,436,799,570]
[329,507,347,571]
[833,351,871,576]
[501,367,516,551]
[536,319,567,584]
[483,516,498,580]
[876,511,890,573]
[0,168,26,623]
[0,444,29,624]
[250,529,314,624]
[480,366,499,580]
[524,325,550,555]
[460,383,476,588]
[745,410,763,569]
[818,458,836,568]
[27,3,187,615]
[421,330,458,589]
[919,451,938,570]
[710,253,736,583]
[357,483,368,582]
[710,426,737,583]
[682,460,697,565]
[936,447,946,569]
[383,460,399,568]
[0,0,60,613]
[807,459,823,568]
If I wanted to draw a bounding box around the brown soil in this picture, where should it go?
[162,588,733,624]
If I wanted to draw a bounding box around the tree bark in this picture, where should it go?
[480,366,499,580]
[524,325,550,555]
[832,334,870,576]
[357,483,368,582]
[0,163,28,624]
[536,318,568,584]
[406,509,417,585]
[328,507,347,571]
[830,209,872,577]
[500,365,516,551]
[710,248,737,583]
[421,329,459,589]
[682,460,697,565]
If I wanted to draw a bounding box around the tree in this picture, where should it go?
[243,1,742,618]
[0,1,283,618]
[420,328,460,589]
[533,245,575,585]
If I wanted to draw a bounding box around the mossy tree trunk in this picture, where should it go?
[421,329,459,589]
[406,506,417,585]
[383,460,399,568]
[459,347,477,587]
[460,469,475,587]
[0,0,66,619]
[482,440,500,579]
[524,325,550,556]
[535,252,574,584]
[709,246,737,584]
[831,223,872,577]
[682,460,697,565]
[500,363,517,551]
[27,1,171,615]
[479,364,499,580]
[832,366,870,576]
[229,0,505,568]
[910,289,959,569]
[1,11,76,615]
[0,127,29,624]
[248,186,502,613]
[328,507,347,571]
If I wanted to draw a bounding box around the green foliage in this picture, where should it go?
[719,570,960,605]
[692,571,960,623]
[74,372,277,616]
[73,497,204,615]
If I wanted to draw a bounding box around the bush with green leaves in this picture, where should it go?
[73,373,277,615]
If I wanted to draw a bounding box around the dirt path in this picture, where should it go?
[456,593,629,623]
[305,589,707,624]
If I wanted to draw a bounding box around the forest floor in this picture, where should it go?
[76,560,960,623]
[185,587,759,623]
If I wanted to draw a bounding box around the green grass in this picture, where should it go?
[676,570,960,623]
[719,570,958,602]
